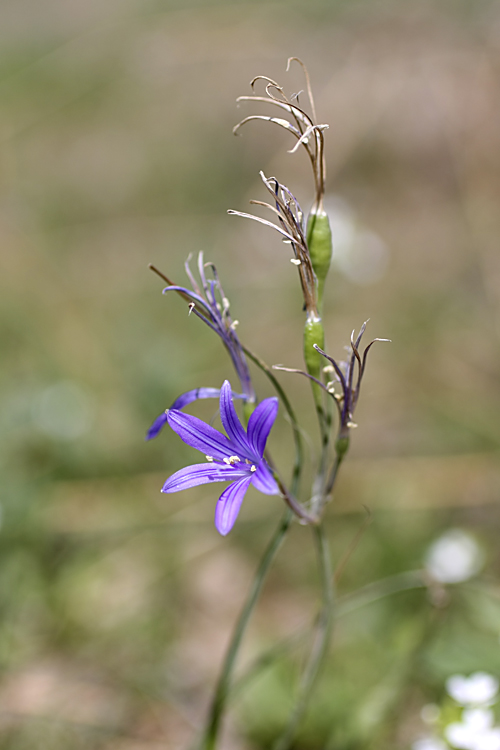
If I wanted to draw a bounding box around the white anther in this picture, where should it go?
[188,302,195,316]
[346,421,358,429]
[323,365,334,374]
[223,457,231,465]
[230,320,239,330]
[250,465,257,472]
[228,456,241,464]
[206,455,214,462]
[290,258,301,266]
[222,297,230,310]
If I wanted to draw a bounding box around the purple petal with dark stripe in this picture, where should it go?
[251,460,279,495]
[147,387,245,440]
[215,475,253,535]
[219,380,253,459]
[167,410,235,461]
[170,387,220,410]
[247,397,279,457]
[161,463,248,493]
[145,412,168,440]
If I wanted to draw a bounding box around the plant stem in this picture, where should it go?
[232,570,428,699]
[326,451,343,496]
[242,345,303,496]
[273,472,318,525]
[311,450,344,517]
[196,348,305,747]
[273,523,335,750]
[197,509,293,750]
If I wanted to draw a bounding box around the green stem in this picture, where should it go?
[232,570,427,700]
[197,509,293,750]
[273,524,334,750]
[325,576,437,750]
[242,345,303,495]
[312,445,343,518]
[310,416,334,517]
[326,451,343,496]
[195,348,306,748]
[232,627,311,699]
[272,471,318,526]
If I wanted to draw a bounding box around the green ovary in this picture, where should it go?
[307,209,332,312]
[304,316,325,416]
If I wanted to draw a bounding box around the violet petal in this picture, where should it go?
[167,409,239,460]
[219,380,253,459]
[162,463,248,493]
[215,475,253,535]
[251,460,279,495]
[148,387,246,440]
[247,397,279,457]
[145,412,168,441]
[170,387,222,411]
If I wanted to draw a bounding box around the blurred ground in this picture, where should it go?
[1,0,500,747]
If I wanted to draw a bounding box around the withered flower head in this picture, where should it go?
[274,322,390,453]
[233,58,329,211]
[314,322,390,445]
[149,253,255,404]
[228,171,318,317]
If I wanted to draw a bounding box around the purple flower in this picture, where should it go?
[161,381,279,535]
[146,253,256,441]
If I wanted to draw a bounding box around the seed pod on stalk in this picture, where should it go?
[232,59,332,424]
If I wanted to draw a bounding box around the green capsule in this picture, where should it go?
[306,209,332,312]
[335,435,350,460]
[304,315,325,418]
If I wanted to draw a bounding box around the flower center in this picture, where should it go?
[204,454,257,472]
[223,456,241,465]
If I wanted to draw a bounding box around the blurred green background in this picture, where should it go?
[1,0,500,747]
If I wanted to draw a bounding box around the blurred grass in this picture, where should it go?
[1,0,500,747]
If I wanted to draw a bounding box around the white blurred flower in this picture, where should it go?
[445,708,500,750]
[446,673,499,707]
[412,737,448,750]
[462,708,496,729]
[325,195,389,286]
[425,529,485,583]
